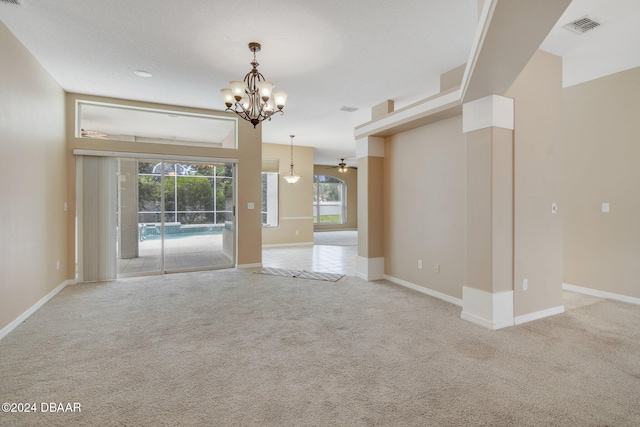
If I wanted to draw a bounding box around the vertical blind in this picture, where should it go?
[78,156,118,282]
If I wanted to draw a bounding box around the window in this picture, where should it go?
[262,159,279,227]
[138,161,234,225]
[77,100,237,149]
[313,175,346,224]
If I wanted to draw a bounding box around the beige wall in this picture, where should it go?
[262,143,314,246]
[563,66,640,298]
[359,155,385,259]
[465,126,514,295]
[506,50,564,316]
[381,51,565,312]
[383,116,466,300]
[65,93,264,269]
[313,165,358,231]
[0,22,68,331]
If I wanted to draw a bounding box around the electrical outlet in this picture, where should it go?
[523,278,528,291]
[418,260,423,269]
[434,263,440,274]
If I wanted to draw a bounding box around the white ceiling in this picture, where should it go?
[540,0,640,87]
[1,0,638,167]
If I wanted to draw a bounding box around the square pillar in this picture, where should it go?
[356,136,384,280]
[462,95,515,329]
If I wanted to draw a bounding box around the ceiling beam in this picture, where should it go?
[355,0,572,139]
[461,0,572,103]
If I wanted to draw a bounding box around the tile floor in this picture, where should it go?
[262,243,357,276]
[118,231,357,277]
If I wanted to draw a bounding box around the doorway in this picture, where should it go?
[77,155,236,281]
[119,158,236,276]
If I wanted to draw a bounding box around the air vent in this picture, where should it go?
[340,106,358,113]
[563,16,602,34]
[0,0,20,5]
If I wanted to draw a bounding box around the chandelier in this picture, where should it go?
[220,42,288,128]
[283,135,300,184]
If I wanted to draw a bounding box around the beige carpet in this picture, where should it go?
[1,269,639,426]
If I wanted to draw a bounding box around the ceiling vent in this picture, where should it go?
[0,0,20,4]
[563,16,602,34]
[340,106,358,113]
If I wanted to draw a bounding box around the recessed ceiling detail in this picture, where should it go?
[563,16,602,34]
[0,0,20,5]
[340,106,358,113]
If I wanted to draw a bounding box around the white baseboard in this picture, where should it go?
[563,283,640,306]
[262,242,314,248]
[461,287,514,330]
[236,263,262,269]
[459,310,513,330]
[356,256,384,281]
[0,279,74,341]
[514,305,565,325]
[314,228,357,232]
[383,275,462,306]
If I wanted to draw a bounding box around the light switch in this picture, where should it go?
[248,202,255,210]
[551,203,558,214]
[602,203,610,213]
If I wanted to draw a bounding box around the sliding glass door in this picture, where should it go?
[161,161,234,272]
[117,158,235,276]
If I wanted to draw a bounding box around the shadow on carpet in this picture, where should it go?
[256,267,344,282]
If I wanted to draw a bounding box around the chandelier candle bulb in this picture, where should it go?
[220,89,234,107]
[257,81,275,100]
[229,81,246,100]
[264,100,275,112]
[272,91,288,110]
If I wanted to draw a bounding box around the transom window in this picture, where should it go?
[77,100,237,148]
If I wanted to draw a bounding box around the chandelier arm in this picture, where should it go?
[232,101,252,119]
[228,105,252,123]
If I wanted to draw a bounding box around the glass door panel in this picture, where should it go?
[117,159,163,276]
[163,161,234,272]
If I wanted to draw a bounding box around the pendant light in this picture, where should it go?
[283,135,300,184]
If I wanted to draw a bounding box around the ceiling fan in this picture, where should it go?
[322,158,355,173]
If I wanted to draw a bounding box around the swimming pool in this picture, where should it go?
[139,223,226,241]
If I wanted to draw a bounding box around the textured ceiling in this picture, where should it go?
[0,0,638,166]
